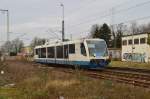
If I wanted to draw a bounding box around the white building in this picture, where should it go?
[122,33,150,62]
[108,48,121,60]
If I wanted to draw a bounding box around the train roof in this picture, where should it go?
[34,38,104,49]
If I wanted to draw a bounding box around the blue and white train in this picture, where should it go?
[34,38,111,68]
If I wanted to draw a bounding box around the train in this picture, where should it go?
[34,38,111,68]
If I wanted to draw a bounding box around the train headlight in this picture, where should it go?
[93,53,96,57]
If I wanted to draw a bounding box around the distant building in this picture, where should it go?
[20,46,32,56]
[122,33,150,62]
[108,48,121,60]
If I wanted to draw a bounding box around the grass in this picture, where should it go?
[0,60,150,99]
[110,61,150,69]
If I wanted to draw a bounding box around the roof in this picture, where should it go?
[34,38,104,49]
[108,48,121,50]
[122,32,150,37]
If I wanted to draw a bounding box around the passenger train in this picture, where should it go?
[34,38,111,68]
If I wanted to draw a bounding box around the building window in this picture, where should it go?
[122,40,127,46]
[128,39,133,45]
[47,47,55,58]
[134,39,139,44]
[56,46,63,58]
[64,45,69,58]
[140,38,146,44]
[69,44,75,54]
[41,48,46,58]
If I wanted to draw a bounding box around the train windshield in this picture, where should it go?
[86,40,108,57]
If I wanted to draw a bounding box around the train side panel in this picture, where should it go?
[34,39,110,68]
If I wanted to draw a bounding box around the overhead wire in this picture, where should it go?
[67,0,150,30]
[66,0,132,27]
[66,0,106,16]
[72,15,150,35]
[46,29,61,40]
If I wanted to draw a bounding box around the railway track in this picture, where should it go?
[85,69,150,88]
[34,62,150,88]
[61,68,150,88]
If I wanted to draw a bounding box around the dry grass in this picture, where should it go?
[110,61,150,69]
[0,60,150,99]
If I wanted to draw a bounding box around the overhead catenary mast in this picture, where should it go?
[60,3,65,41]
[0,9,9,42]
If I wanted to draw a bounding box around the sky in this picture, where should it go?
[0,0,150,46]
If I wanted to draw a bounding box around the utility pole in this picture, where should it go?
[0,9,9,42]
[131,22,136,61]
[60,3,65,42]
[70,34,72,40]
[7,10,9,42]
[0,9,10,55]
[111,7,116,48]
[131,25,134,61]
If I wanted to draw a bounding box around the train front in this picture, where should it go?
[85,39,111,68]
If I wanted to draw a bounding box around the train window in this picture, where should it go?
[80,43,86,56]
[41,48,46,58]
[56,46,63,58]
[47,47,55,58]
[87,40,107,57]
[140,38,146,44]
[122,40,127,45]
[134,39,139,44]
[64,45,69,58]
[38,49,41,58]
[69,44,75,54]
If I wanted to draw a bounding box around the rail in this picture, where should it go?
[34,62,150,88]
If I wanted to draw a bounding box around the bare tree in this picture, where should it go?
[1,38,24,55]
[1,41,12,54]
[30,37,48,51]
[110,23,127,48]
[11,38,24,53]
[140,23,150,33]
[130,22,140,34]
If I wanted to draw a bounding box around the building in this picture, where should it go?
[108,48,121,60]
[20,46,32,56]
[122,33,150,62]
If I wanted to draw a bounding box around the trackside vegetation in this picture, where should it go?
[0,61,150,99]
[110,61,150,70]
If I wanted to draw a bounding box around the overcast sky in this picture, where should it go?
[0,0,150,46]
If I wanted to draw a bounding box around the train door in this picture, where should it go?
[80,43,87,56]
[64,44,69,65]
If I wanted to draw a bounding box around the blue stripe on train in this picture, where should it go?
[35,59,108,68]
